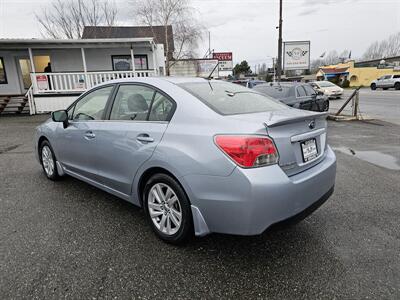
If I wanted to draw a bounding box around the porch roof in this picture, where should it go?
[0,38,155,49]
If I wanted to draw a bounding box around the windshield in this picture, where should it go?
[179,81,287,115]
[318,81,335,87]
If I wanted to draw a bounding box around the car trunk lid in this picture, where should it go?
[227,109,328,176]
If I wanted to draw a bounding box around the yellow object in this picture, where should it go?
[317,61,400,87]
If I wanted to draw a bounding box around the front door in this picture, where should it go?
[94,84,175,196]
[55,85,115,181]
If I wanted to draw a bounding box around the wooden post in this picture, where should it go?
[151,42,157,76]
[130,46,136,75]
[81,48,88,88]
[28,48,37,92]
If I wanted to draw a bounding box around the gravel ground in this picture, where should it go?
[1,114,399,299]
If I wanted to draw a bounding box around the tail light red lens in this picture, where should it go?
[215,135,279,168]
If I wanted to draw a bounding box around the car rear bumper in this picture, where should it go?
[182,146,336,236]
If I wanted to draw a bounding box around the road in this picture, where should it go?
[1,114,399,299]
[329,88,400,125]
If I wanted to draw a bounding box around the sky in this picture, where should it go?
[0,0,399,68]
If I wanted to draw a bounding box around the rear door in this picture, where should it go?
[94,83,175,196]
[296,85,313,110]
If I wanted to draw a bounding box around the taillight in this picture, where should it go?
[215,135,279,168]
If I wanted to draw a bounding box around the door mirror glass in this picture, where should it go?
[52,109,69,128]
[52,110,68,122]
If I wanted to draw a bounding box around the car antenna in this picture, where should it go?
[207,61,219,80]
[205,62,220,91]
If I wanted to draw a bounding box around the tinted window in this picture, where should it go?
[73,86,113,121]
[149,92,174,121]
[296,86,307,97]
[253,85,291,99]
[303,85,316,96]
[110,85,155,121]
[179,81,287,115]
[384,75,392,79]
[393,75,400,79]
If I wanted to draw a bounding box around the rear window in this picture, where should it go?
[253,85,291,99]
[179,81,287,115]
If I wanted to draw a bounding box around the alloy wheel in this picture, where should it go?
[148,183,182,236]
[41,145,54,177]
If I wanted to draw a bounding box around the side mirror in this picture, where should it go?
[317,91,324,96]
[51,110,69,128]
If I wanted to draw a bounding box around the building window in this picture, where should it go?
[134,55,148,70]
[0,57,7,84]
[112,55,149,71]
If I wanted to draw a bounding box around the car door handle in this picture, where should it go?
[136,134,154,143]
[84,131,96,140]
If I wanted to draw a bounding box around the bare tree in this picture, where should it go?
[36,0,118,39]
[131,0,203,75]
[362,32,400,60]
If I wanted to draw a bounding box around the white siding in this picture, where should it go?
[0,50,25,95]
[34,96,78,113]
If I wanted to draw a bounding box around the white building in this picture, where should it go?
[0,37,165,114]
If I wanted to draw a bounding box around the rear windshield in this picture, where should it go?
[253,85,291,99]
[179,81,287,115]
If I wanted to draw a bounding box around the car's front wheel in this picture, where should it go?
[40,140,60,181]
[370,83,376,90]
[143,173,193,244]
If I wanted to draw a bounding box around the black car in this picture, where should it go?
[253,82,329,112]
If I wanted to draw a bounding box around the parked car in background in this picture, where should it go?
[232,79,266,88]
[370,74,400,90]
[310,81,343,99]
[253,82,329,112]
[35,77,336,244]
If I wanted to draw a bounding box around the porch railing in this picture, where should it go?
[31,70,156,94]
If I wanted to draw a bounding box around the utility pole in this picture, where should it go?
[276,0,283,82]
[208,31,211,58]
[272,57,276,82]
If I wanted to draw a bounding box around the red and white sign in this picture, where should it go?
[213,52,233,71]
[36,75,49,91]
[213,52,232,61]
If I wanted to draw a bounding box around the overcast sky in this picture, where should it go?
[0,0,399,67]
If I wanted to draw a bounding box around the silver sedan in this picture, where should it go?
[35,77,336,244]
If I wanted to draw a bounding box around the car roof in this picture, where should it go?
[254,82,301,88]
[94,76,209,88]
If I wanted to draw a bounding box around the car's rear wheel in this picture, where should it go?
[395,82,400,90]
[143,173,193,244]
[370,83,376,90]
[40,140,59,180]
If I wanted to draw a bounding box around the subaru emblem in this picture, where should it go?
[308,120,315,129]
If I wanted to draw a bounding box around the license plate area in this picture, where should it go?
[301,138,318,162]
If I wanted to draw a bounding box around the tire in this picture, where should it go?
[395,82,400,90]
[370,83,376,90]
[324,100,329,112]
[39,140,60,181]
[143,173,194,244]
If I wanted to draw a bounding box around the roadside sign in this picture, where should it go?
[213,52,233,71]
[283,41,310,71]
[36,75,49,90]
